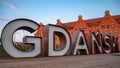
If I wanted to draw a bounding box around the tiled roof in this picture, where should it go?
[62,15,120,29]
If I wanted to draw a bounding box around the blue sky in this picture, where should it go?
[0,0,120,41]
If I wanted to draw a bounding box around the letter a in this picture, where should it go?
[73,30,89,55]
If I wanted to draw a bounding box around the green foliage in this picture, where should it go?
[56,44,59,49]
[18,45,30,52]
[15,43,31,52]
[0,46,4,52]
[0,43,31,52]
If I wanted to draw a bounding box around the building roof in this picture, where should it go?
[62,15,120,29]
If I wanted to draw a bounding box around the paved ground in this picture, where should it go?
[0,53,120,68]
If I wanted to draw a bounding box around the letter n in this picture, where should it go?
[92,32,102,54]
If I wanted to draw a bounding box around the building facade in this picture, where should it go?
[35,10,120,54]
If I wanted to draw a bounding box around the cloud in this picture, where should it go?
[8,2,17,9]
[0,0,17,10]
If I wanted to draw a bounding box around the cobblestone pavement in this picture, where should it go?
[0,53,120,68]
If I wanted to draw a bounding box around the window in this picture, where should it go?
[83,28,86,30]
[109,32,112,36]
[80,28,84,30]
[106,24,110,28]
[105,32,108,35]
[114,31,118,36]
[102,24,105,29]
[80,28,85,31]
[112,23,115,28]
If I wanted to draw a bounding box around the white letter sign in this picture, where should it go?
[1,19,41,58]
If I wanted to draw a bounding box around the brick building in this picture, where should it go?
[35,10,120,53]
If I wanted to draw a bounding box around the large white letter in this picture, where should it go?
[48,25,71,56]
[73,30,89,55]
[112,36,118,52]
[104,35,111,53]
[92,32,102,54]
[1,19,41,58]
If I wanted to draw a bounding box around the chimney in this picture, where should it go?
[105,10,110,15]
[57,19,61,23]
[40,22,44,27]
[78,15,83,21]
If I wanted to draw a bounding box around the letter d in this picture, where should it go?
[45,25,71,56]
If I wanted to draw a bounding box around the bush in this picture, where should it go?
[14,42,31,52]
[0,43,31,52]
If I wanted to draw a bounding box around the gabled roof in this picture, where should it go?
[63,21,76,29]
[56,19,64,26]
[62,15,120,29]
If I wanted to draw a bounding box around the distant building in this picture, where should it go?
[35,10,120,53]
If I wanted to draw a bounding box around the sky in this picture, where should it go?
[0,0,120,42]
